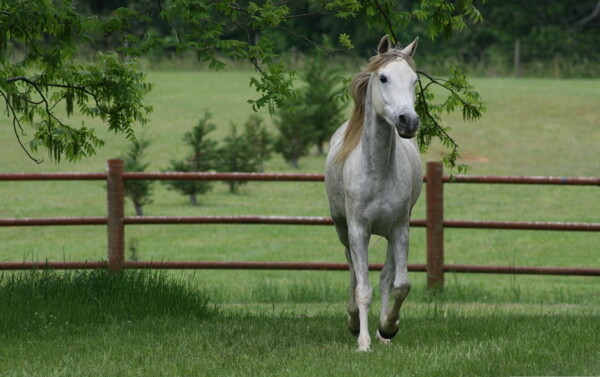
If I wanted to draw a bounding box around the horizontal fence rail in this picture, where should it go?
[131,219,589,232]
[0,172,107,181]
[0,216,419,227]
[442,175,600,185]
[4,171,599,185]
[1,261,597,276]
[2,216,599,232]
[1,160,599,288]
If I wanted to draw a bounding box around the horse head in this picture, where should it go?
[370,35,420,139]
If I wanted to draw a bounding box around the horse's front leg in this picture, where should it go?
[348,223,372,352]
[377,244,394,344]
[378,225,411,340]
[344,248,360,337]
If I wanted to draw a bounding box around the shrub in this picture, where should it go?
[120,139,154,216]
[217,114,273,193]
[274,52,346,167]
[163,111,218,205]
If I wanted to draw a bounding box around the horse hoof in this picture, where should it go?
[377,326,399,340]
[357,336,371,352]
[376,331,392,345]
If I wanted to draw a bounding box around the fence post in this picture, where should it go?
[107,159,125,273]
[426,161,444,290]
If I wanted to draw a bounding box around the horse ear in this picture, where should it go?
[400,37,418,57]
[377,35,391,54]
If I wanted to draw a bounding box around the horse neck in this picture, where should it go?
[361,79,396,173]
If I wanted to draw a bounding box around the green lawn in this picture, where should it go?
[0,270,598,377]
[0,72,599,376]
[3,304,598,377]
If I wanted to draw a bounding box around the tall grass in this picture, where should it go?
[0,269,215,336]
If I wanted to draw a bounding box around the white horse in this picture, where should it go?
[325,35,422,352]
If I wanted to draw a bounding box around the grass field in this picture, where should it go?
[1,270,598,377]
[1,71,599,376]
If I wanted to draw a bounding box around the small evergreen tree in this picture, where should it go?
[164,159,212,206]
[217,115,273,193]
[120,139,153,216]
[243,115,273,172]
[274,104,313,169]
[163,112,218,205]
[302,52,347,155]
[274,53,346,167]
[217,125,249,194]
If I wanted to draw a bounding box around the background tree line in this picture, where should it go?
[74,0,600,78]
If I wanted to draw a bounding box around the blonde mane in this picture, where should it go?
[334,50,416,164]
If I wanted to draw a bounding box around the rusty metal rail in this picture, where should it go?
[5,171,598,185]
[0,171,325,182]
[442,175,600,185]
[1,261,597,277]
[1,160,599,287]
[123,171,326,181]
[0,172,106,181]
[2,216,598,232]
[443,220,600,232]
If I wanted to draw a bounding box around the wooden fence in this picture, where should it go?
[1,160,599,289]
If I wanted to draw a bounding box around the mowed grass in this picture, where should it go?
[0,71,599,375]
[0,270,598,377]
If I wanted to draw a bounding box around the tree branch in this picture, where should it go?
[276,24,341,54]
[0,90,43,163]
[4,75,110,161]
[283,11,336,19]
[573,0,600,29]
[6,75,111,114]
[416,76,460,149]
[417,70,479,116]
[372,0,399,45]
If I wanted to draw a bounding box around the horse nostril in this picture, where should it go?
[399,115,407,125]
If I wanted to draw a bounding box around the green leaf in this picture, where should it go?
[338,33,354,50]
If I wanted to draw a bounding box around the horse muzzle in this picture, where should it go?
[396,112,420,139]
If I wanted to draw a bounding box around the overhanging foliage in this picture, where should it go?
[2,0,487,168]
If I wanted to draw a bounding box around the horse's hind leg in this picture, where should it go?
[378,225,411,340]
[335,223,360,337]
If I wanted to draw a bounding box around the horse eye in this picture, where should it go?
[379,75,388,84]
